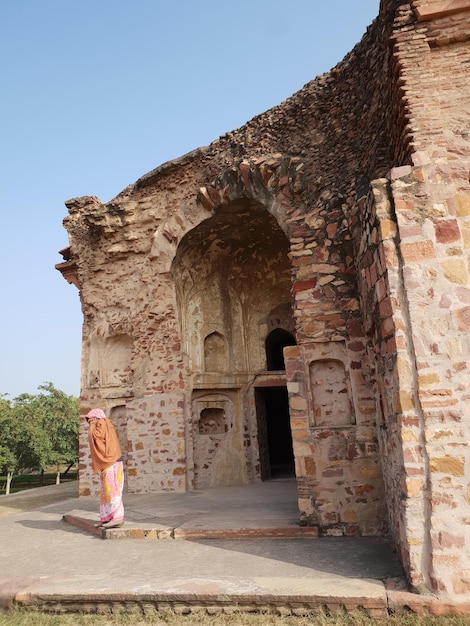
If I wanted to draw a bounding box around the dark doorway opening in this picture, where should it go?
[266,329,296,371]
[255,386,295,480]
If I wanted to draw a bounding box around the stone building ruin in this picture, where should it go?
[56,0,470,599]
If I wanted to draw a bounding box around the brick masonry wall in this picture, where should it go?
[360,163,470,595]
[381,0,470,597]
[350,0,470,595]
[392,165,470,596]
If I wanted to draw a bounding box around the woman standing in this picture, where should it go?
[85,408,125,529]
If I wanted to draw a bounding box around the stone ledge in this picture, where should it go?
[63,514,319,541]
[9,588,470,618]
[12,590,388,618]
[63,514,104,538]
[63,515,174,540]
[174,527,319,540]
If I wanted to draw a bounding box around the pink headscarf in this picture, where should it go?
[85,408,106,420]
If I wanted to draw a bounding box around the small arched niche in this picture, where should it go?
[204,332,228,373]
[265,328,297,371]
[199,407,227,434]
[88,333,133,387]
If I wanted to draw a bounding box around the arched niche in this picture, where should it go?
[191,391,239,488]
[199,407,227,434]
[88,333,133,388]
[310,358,354,427]
[204,332,228,373]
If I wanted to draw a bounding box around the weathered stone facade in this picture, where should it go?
[56,0,470,599]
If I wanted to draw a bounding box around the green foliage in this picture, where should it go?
[0,383,79,476]
[0,394,18,473]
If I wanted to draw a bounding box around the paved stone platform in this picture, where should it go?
[63,477,319,540]
[1,479,470,617]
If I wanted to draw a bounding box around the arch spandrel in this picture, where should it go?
[197,155,306,238]
[151,154,306,275]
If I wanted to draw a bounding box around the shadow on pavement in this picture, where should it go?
[192,535,406,580]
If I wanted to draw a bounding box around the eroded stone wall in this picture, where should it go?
[58,0,470,599]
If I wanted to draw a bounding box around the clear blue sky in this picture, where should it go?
[0,0,380,399]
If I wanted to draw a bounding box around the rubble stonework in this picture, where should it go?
[56,0,470,599]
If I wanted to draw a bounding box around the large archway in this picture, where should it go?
[171,198,295,488]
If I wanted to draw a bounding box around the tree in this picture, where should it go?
[0,383,79,493]
[0,395,18,494]
[35,382,80,481]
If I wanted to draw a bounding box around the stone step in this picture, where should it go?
[63,513,319,540]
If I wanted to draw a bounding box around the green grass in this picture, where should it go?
[0,472,77,494]
[1,609,470,626]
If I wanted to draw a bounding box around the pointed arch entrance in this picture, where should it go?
[171,198,295,488]
[266,328,297,371]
